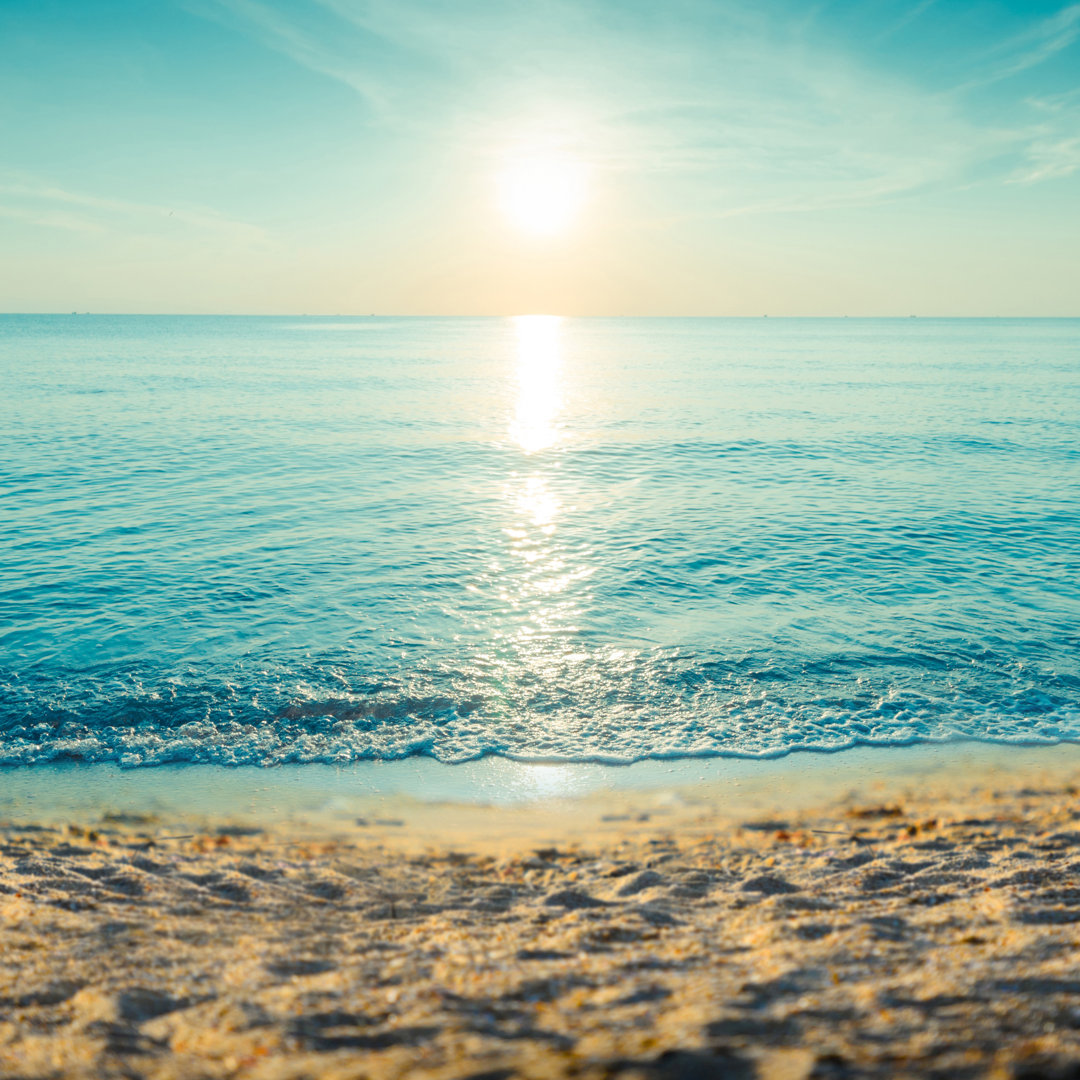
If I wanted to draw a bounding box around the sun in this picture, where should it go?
[497,156,588,237]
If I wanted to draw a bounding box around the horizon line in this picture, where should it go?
[3,311,1080,320]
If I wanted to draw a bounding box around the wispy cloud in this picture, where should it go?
[187,1,977,204]
[1014,135,1080,183]
[875,0,939,43]
[183,0,1079,218]
[1008,90,1080,183]
[0,203,104,233]
[963,2,1080,88]
[183,0,448,122]
[0,175,266,239]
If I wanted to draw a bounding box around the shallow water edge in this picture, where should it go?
[4,741,1078,842]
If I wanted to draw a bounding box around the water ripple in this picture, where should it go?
[1,315,1079,767]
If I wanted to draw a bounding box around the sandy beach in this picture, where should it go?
[3,748,1080,1080]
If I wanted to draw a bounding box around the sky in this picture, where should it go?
[1,0,1078,315]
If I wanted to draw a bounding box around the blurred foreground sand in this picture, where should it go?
[3,750,1080,1079]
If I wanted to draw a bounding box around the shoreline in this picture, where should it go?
[3,740,1080,839]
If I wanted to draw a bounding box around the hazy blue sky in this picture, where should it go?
[2,0,1078,314]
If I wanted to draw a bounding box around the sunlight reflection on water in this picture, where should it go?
[492,315,600,751]
[510,315,562,454]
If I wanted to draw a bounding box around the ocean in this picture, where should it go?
[2,314,1078,768]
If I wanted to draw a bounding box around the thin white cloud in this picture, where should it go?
[0,204,104,233]
[1013,136,1080,182]
[0,176,266,239]
[874,0,940,42]
[963,2,1080,88]
[183,0,1078,214]
[1010,95,1080,183]
[183,0,437,121]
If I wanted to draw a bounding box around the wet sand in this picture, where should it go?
[3,748,1080,1079]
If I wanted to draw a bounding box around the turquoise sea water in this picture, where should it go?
[2,315,1078,768]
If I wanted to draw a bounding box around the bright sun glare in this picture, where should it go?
[498,157,588,237]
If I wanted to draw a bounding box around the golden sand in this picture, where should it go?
[2,758,1080,1079]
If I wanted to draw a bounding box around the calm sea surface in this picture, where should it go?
[2,315,1079,767]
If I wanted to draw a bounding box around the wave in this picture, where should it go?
[2,652,1078,767]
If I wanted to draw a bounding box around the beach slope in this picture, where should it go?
[3,757,1080,1079]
